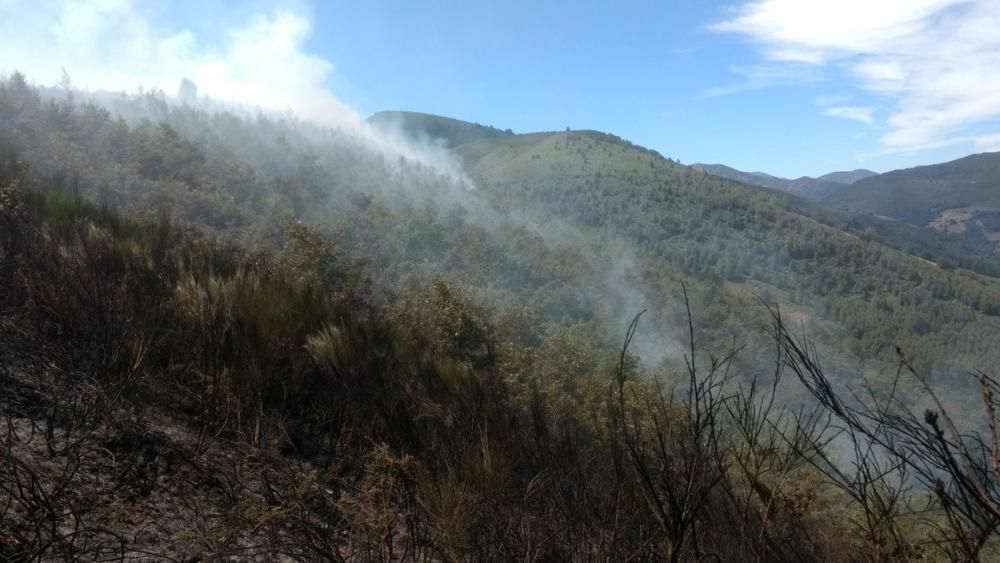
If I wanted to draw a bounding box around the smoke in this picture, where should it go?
[0,0,472,185]
[483,197,685,368]
[1,2,337,121]
[599,241,681,367]
[0,1,689,367]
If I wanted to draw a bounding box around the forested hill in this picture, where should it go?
[827,151,1000,249]
[368,110,514,147]
[3,81,1000,385]
[682,161,997,271]
[437,119,1000,376]
[6,76,1000,560]
[818,168,877,185]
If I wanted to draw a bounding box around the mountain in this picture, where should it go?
[686,163,997,273]
[432,120,1000,372]
[827,152,1000,247]
[690,162,859,200]
[689,163,787,190]
[368,110,513,147]
[5,83,999,376]
[5,78,1000,561]
[818,168,877,184]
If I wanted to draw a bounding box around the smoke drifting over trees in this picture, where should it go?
[2,2,1000,560]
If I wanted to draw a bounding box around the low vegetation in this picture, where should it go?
[3,74,1000,561]
[2,172,1000,560]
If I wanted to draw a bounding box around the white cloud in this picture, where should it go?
[712,0,1000,153]
[824,105,874,125]
[974,132,1000,152]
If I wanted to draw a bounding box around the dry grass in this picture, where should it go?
[2,178,997,561]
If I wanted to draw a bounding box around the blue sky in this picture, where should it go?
[308,1,876,177]
[3,0,1000,178]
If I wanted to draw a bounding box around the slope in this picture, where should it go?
[818,169,877,184]
[827,151,1000,248]
[451,127,1000,376]
[3,76,999,386]
[368,110,513,148]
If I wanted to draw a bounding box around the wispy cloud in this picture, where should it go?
[699,63,825,97]
[710,0,1000,153]
[824,105,874,125]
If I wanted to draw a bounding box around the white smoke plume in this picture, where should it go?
[0,0,471,184]
[0,0,687,366]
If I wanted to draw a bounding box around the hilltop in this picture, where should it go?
[818,168,877,185]
[367,110,514,147]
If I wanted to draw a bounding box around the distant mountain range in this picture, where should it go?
[818,169,880,185]
[694,152,1000,251]
[690,163,876,200]
[826,151,1000,247]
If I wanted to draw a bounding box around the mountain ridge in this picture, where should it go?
[367,110,514,148]
[819,169,878,184]
[362,111,1000,276]
[690,162,872,200]
[827,151,1000,248]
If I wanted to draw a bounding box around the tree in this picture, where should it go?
[177,78,198,104]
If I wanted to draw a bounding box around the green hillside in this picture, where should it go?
[5,78,1000,561]
[818,168,877,184]
[432,125,1000,377]
[827,152,1000,247]
[4,86,998,381]
[675,161,997,275]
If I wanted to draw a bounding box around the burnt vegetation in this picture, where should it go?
[1,177,999,561]
[2,74,1000,561]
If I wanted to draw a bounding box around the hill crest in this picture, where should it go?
[367,110,513,148]
[691,162,854,200]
